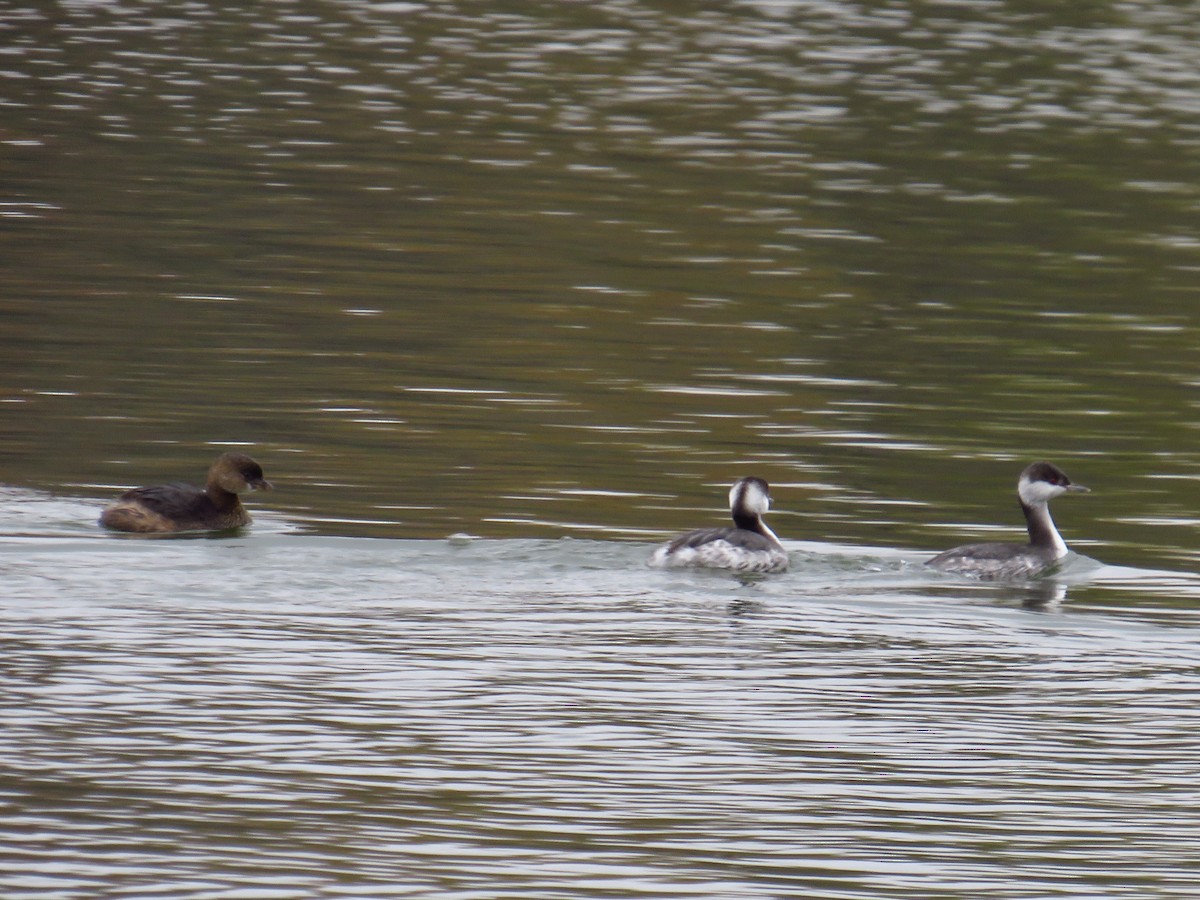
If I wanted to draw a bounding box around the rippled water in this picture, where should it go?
[5,490,1200,897]
[6,0,1200,555]
[5,0,1200,896]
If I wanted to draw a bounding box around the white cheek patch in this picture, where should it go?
[1019,478,1063,506]
[737,480,771,516]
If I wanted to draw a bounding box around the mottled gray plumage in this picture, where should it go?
[650,477,788,574]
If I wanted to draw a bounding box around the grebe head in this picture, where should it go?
[209,452,272,495]
[730,477,771,519]
[1017,461,1088,507]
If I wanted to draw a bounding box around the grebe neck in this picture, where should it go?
[733,509,780,546]
[205,481,242,511]
[732,509,758,532]
[1022,500,1067,558]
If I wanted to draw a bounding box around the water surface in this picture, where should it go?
[3,1,1200,896]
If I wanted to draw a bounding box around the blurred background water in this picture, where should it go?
[3,1,1200,897]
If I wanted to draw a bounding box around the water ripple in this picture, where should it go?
[4,528,1200,896]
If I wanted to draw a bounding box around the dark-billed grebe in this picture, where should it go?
[649,476,789,573]
[99,452,272,533]
[927,461,1089,580]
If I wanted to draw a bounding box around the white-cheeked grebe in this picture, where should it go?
[926,461,1088,580]
[649,476,788,574]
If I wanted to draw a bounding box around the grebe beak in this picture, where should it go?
[1065,483,1089,493]
[250,478,273,492]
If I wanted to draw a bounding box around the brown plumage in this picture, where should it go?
[99,452,272,533]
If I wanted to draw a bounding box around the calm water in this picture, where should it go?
[4,1,1200,896]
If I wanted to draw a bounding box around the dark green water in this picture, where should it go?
[3,2,1200,897]
[5,0,1200,563]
